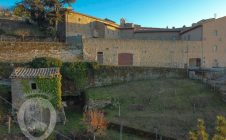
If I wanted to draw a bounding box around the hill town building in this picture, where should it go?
[60,9,226,68]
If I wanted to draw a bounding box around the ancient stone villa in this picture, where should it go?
[57,8,226,68]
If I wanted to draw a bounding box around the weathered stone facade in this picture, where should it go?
[0,42,82,62]
[83,38,202,68]
[58,11,120,41]
[57,9,226,68]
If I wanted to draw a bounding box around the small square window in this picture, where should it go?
[31,83,37,90]
[213,45,218,52]
[214,30,218,36]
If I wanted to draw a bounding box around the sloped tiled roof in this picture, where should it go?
[10,67,60,79]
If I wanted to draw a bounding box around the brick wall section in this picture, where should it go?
[0,42,82,62]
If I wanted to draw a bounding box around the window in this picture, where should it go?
[31,83,37,90]
[188,35,191,40]
[214,30,218,36]
[97,52,104,64]
[78,18,81,22]
[213,45,218,52]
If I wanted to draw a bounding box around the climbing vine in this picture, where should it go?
[21,80,32,93]
[61,62,93,89]
[21,74,62,109]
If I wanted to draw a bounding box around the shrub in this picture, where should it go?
[0,85,11,123]
[0,29,5,35]
[29,57,62,68]
[0,63,13,79]
[61,62,91,90]
[83,109,108,140]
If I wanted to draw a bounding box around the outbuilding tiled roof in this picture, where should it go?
[10,67,60,79]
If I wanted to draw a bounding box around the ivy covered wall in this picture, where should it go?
[21,75,62,109]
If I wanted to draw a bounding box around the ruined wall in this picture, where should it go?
[83,38,202,68]
[0,42,82,62]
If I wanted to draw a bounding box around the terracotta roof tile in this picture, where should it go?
[10,67,60,79]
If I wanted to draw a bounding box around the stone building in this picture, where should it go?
[58,9,226,68]
[58,9,120,42]
[10,67,60,110]
[10,67,65,124]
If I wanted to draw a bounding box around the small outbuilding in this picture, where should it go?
[10,67,65,123]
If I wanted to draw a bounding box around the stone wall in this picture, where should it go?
[133,31,180,40]
[0,19,26,33]
[11,79,25,111]
[64,12,119,39]
[83,38,202,68]
[0,42,82,62]
[90,66,187,87]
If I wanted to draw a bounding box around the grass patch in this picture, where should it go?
[0,85,22,138]
[86,79,226,139]
[55,108,85,135]
[0,85,11,122]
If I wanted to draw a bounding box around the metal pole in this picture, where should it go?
[118,103,121,117]
[120,122,123,140]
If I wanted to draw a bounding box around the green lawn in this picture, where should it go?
[0,85,22,138]
[86,79,226,140]
[54,108,148,140]
[0,85,11,122]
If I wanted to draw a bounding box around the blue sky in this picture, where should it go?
[1,0,226,28]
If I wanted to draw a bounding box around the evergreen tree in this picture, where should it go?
[13,0,76,29]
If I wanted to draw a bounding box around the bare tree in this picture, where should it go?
[83,109,108,140]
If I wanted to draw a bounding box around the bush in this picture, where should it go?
[29,57,63,68]
[61,62,93,89]
[0,63,13,79]
[0,85,11,123]
[0,29,5,35]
